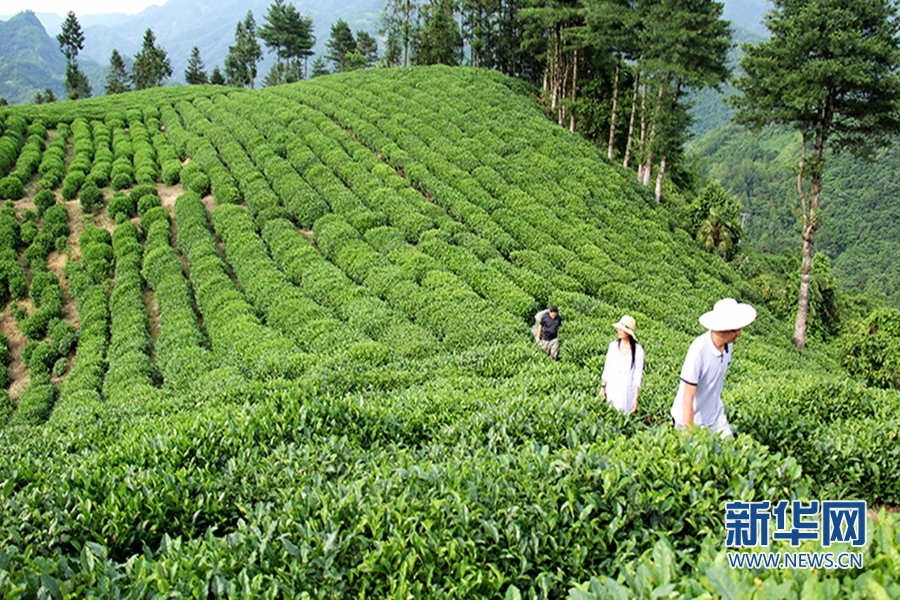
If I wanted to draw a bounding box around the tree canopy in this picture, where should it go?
[185,46,209,85]
[226,12,263,88]
[732,0,900,347]
[132,29,173,90]
[105,49,131,94]
[259,0,315,82]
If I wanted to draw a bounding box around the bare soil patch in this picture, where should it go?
[63,199,86,261]
[158,182,185,210]
[298,228,314,243]
[1,303,30,401]
[200,193,217,215]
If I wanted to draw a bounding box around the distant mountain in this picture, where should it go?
[70,0,379,87]
[0,11,105,105]
[0,11,67,105]
[1,0,380,104]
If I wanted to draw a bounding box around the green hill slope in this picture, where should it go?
[694,123,900,307]
[0,66,898,597]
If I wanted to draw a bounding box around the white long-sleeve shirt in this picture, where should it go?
[601,340,644,413]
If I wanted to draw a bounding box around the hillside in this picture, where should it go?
[0,11,104,105]
[0,67,898,596]
[693,123,900,308]
[0,11,67,105]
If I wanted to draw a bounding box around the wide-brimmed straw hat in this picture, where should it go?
[613,315,637,338]
[699,298,757,331]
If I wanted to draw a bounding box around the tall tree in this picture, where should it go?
[577,0,638,160]
[732,0,900,348]
[416,0,464,65]
[460,0,499,68]
[57,11,91,99]
[637,0,730,199]
[132,29,173,90]
[326,19,358,72]
[520,0,582,129]
[185,46,209,84]
[226,12,264,87]
[356,31,379,67]
[380,0,420,67]
[34,88,56,104]
[105,49,131,94]
[310,56,330,77]
[260,0,315,82]
[210,66,226,85]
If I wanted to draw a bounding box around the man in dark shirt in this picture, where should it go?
[537,305,562,360]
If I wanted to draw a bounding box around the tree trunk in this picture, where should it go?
[623,68,639,168]
[608,57,620,160]
[637,81,648,182]
[403,0,411,67]
[793,116,829,348]
[642,81,666,186]
[655,154,667,203]
[570,48,577,132]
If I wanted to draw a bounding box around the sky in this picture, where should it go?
[1,0,163,17]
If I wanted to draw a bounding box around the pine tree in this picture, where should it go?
[210,66,226,85]
[356,31,379,67]
[34,88,57,104]
[732,0,900,348]
[57,11,91,99]
[185,47,209,84]
[416,0,464,66]
[310,56,330,78]
[379,0,420,67]
[105,49,131,94]
[326,19,358,72]
[225,12,263,88]
[132,29,173,90]
[260,0,315,82]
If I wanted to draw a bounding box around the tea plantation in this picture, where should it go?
[0,66,898,598]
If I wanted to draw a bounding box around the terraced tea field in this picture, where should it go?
[0,66,897,597]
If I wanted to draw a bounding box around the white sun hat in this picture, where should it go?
[613,314,637,339]
[698,298,757,331]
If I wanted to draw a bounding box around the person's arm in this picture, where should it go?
[600,343,612,398]
[536,325,543,341]
[631,346,644,412]
[682,382,697,430]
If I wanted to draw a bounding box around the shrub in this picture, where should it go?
[130,183,158,203]
[140,206,169,233]
[61,172,85,200]
[188,172,210,196]
[0,176,24,200]
[842,308,900,389]
[19,221,38,246]
[137,193,162,216]
[34,190,57,215]
[49,319,77,355]
[108,191,136,221]
[111,172,133,191]
[30,270,58,300]
[52,357,69,378]
[80,182,104,213]
[26,340,58,374]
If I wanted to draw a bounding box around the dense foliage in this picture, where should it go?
[0,67,898,596]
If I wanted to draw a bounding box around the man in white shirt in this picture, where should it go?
[671,298,757,437]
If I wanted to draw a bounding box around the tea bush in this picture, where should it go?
[0,67,897,596]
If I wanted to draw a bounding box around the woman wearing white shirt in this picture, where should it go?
[600,315,645,414]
